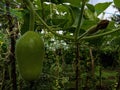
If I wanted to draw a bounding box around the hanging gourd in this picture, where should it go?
[15,0,45,81]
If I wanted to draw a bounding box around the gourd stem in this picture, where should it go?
[23,0,35,31]
[29,9,35,31]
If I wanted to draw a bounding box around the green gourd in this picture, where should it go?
[15,31,44,81]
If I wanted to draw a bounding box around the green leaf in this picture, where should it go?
[86,3,95,13]
[95,2,112,16]
[114,0,120,8]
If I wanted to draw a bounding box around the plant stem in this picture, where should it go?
[40,0,45,21]
[10,39,17,90]
[89,47,96,89]
[74,1,86,90]
[77,25,97,40]
[81,28,120,40]
[99,65,102,88]
[116,73,120,90]
[75,43,80,90]
[29,9,35,31]
[89,47,94,77]
[74,0,86,40]
[77,20,109,41]
[5,0,17,90]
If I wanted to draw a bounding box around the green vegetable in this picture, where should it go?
[15,31,44,81]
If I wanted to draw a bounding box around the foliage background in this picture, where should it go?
[0,0,120,90]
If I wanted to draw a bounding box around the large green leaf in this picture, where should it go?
[95,2,112,16]
[114,0,120,8]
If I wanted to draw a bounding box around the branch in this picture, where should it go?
[81,28,120,40]
[77,20,109,40]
